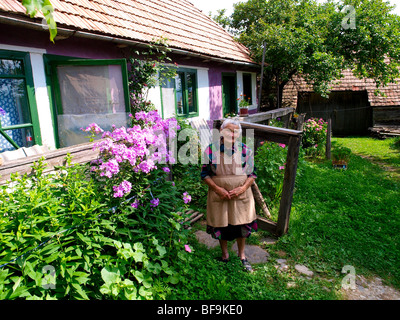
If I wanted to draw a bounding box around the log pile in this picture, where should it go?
[369,126,400,139]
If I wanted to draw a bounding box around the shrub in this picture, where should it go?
[331,145,352,162]
[0,111,194,300]
[254,141,288,208]
[302,118,328,157]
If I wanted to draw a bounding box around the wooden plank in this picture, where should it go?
[238,107,295,124]
[0,141,99,185]
[326,118,332,160]
[256,215,277,235]
[276,135,302,236]
[240,121,302,145]
[252,182,272,219]
[297,113,306,131]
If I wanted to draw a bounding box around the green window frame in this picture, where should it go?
[174,68,198,118]
[0,50,41,151]
[44,55,130,148]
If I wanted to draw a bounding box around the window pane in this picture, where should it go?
[0,59,24,76]
[57,65,126,115]
[0,78,31,127]
[0,127,34,152]
[186,72,196,113]
[175,73,184,115]
[56,64,129,147]
[161,78,176,118]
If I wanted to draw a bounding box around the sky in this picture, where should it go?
[189,0,400,17]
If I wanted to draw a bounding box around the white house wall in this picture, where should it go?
[30,52,56,150]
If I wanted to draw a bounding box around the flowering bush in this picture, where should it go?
[254,141,288,209]
[302,118,328,157]
[90,110,179,201]
[0,154,194,300]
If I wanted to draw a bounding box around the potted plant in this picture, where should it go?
[331,146,352,169]
[237,94,250,116]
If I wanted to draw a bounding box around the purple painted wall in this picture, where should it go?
[208,69,223,120]
[0,24,123,59]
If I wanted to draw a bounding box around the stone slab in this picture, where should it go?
[231,243,269,264]
[194,230,219,249]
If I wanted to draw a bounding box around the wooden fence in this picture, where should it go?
[0,141,99,185]
[214,119,303,237]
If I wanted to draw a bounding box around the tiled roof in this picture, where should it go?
[282,69,400,107]
[0,0,254,64]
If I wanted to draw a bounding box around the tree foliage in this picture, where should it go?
[22,0,57,42]
[216,0,400,108]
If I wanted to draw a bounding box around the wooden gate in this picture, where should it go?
[214,120,303,237]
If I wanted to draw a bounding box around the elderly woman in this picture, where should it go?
[201,118,257,272]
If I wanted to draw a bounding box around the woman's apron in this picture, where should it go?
[206,150,256,228]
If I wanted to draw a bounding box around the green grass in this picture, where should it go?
[170,137,400,300]
[332,136,400,171]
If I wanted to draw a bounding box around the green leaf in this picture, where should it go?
[101,267,120,285]
[168,276,179,285]
[21,0,57,42]
[71,283,89,300]
[132,270,144,283]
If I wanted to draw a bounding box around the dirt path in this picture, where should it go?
[356,154,400,180]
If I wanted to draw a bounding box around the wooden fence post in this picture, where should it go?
[276,134,302,236]
[297,113,306,132]
[326,118,332,160]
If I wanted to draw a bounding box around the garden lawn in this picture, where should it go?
[332,137,400,179]
[171,138,400,299]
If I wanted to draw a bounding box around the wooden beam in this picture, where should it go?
[0,141,99,185]
[276,135,302,236]
[238,107,295,124]
[240,121,302,145]
[256,215,277,235]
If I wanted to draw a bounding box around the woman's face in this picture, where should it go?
[221,123,241,144]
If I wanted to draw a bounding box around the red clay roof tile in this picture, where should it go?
[0,0,254,64]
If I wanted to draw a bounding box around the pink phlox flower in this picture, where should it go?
[279,143,286,148]
[137,159,156,173]
[131,199,140,209]
[112,180,132,198]
[279,165,285,170]
[99,159,119,178]
[183,192,192,204]
[162,167,170,173]
[184,245,192,253]
[150,198,160,208]
[83,123,103,135]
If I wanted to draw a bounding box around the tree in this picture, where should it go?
[217,0,400,110]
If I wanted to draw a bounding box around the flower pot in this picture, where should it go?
[239,108,249,117]
[332,159,348,170]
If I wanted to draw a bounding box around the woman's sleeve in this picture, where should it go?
[201,145,213,180]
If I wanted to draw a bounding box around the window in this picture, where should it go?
[0,51,41,152]
[47,57,130,148]
[243,73,253,105]
[175,69,198,117]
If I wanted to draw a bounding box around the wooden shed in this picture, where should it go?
[282,69,400,136]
